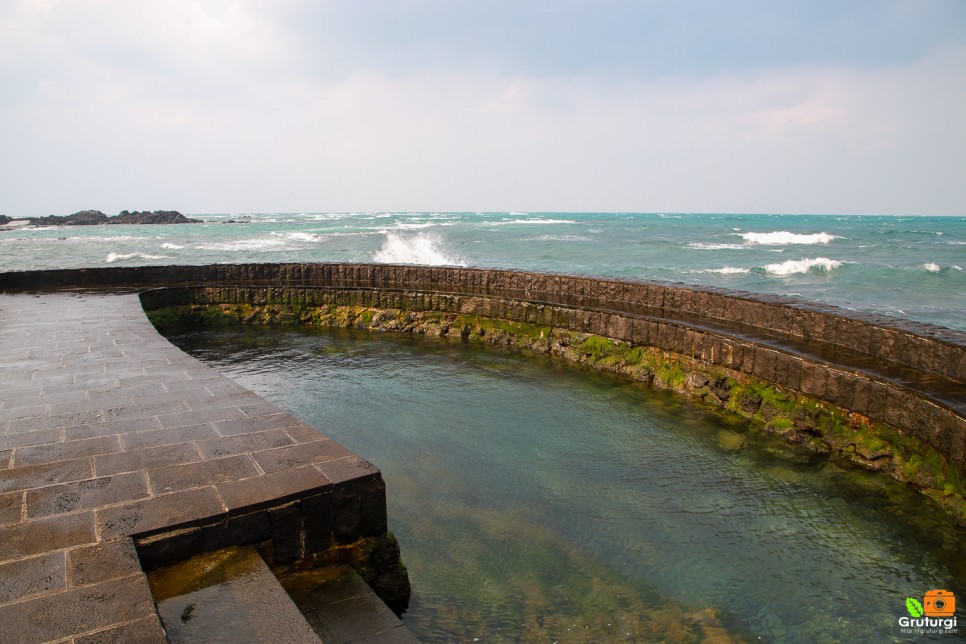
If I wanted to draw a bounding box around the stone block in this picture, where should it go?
[0,551,67,603]
[0,512,97,560]
[120,423,219,451]
[269,502,303,564]
[72,614,168,644]
[0,491,22,526]
[302,493,333,554]
[202,510,272,552]
[13,435,121,468]
[26,471,151,519]
[195,429,294,460]
[0,572,157,643]
[68,537,141,586]
[96,486,225,539]
[212,412,305,438]
[95,443,202,476]
[216,466,330,513]
[148,454,260,495]
[134,526,206,570]
[0,458,94,495]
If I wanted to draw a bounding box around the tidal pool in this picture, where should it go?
[167,325,965,642]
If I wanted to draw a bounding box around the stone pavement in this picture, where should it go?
[0,292,410,642]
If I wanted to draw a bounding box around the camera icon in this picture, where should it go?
[924,589,956,617]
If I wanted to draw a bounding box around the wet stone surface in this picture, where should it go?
[0,293,394,642]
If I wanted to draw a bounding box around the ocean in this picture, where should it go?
[5,212,964,640]
[2,212,964,331]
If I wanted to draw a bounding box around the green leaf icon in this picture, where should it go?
[906,597,924,618]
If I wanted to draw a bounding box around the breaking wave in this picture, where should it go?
[373,233,464,266]
[104,252,167,264]
[195,238,288,252]
[763,257,843,276]
[160,243,184,250]
[704,266,751,275]
[740,231,839,245]
[687,242,747,251]
[271,232,324,243]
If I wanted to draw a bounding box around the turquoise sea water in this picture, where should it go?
[168,326,966,643]
[6,212,965,640]
[2,212,964,330]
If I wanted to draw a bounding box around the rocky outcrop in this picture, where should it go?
[111,210,201,224]
[28,209,109,226]
[24,210,201,226]
[0,215,11,226]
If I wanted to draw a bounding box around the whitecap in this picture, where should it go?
[687,242,747,250]
[763,257,843,276]
[390,222,439,230]
[372,233,464,266]
[485,218,577,226]
[532,234,591,242]
[705,266,751,275]
[740,231,839,245]
[270,232,324,243]
[160,243,185,250]
[104,252,168,264]
[195,238,288,252]
[921,263,942,273]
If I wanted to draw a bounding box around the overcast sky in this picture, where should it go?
[2,1,964,216]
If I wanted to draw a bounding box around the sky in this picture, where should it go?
[1,1,964,217]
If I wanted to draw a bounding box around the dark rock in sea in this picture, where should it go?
[25,210,201,227]
[29,210,110,226]
[0,215,11,226]
[110,210,202,224]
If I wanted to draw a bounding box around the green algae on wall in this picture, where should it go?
[147,302,966,526]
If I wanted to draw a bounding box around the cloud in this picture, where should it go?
[1,1,964,216]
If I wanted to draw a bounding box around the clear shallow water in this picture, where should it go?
[168,325,966,643]
[2,212,964,330]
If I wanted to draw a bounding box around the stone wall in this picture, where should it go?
[3,263,963,381]
[3,263,964,472]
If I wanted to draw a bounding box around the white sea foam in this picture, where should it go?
[485,218,577,226]
[532,234,591,242]
[740,231,839,245]
[196,238,287,252]
[104,252,167,263]
[687,242,747,250]
[373,233,464,266]
[390,222,442,230]
[68,235,139,243]
[921,263,942,273]
[763,257,843,276]
[704,266,751,275]
[270,231,324,243]
[160,243,185,250]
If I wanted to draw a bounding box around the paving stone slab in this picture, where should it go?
[0,292,396,643]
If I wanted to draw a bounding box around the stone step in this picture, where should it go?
[148,547,417,644]
[148,546,321,643]
[278,565,419,644]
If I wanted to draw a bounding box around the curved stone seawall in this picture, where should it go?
[3,263,964,474]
